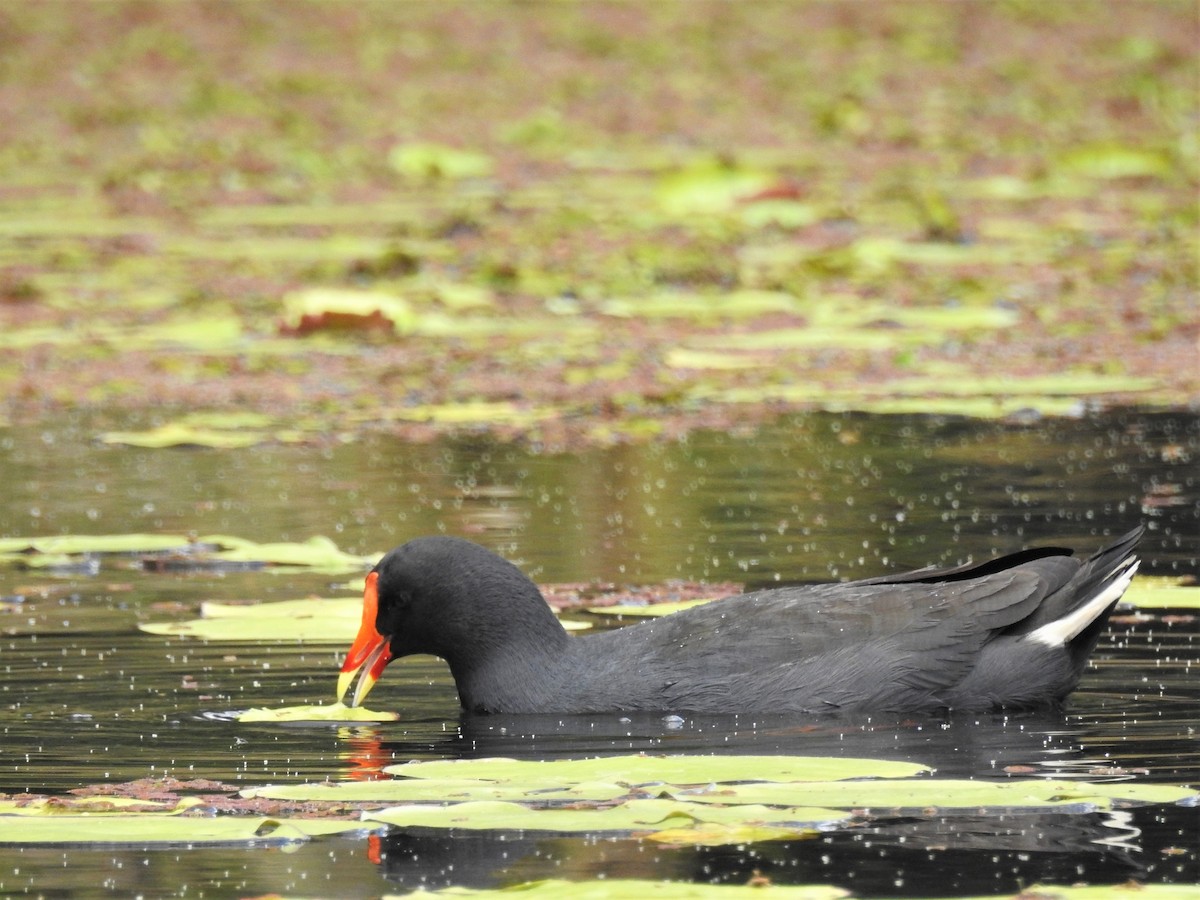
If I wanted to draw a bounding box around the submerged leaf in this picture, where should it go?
[413,880,848,899]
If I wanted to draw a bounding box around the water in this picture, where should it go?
[0,409,1197,897]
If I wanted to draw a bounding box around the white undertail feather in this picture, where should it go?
[1028,560,1139,648]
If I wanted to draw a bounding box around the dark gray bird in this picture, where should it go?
[338,528,1142,715]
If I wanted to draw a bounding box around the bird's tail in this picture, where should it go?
[1027,526,1143,671]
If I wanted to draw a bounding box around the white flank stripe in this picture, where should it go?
[1028,560,1139,648]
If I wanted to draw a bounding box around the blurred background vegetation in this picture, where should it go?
[0,1,1195,444]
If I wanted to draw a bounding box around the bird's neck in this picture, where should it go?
[444,588,571,714]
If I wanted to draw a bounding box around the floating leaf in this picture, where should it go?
[738,199,821,229]
[0,797,200,816]
[140,597,361,642]
[280,288,415,336]
[588,598,721,617]
[207,535,374,570]
[434,282,495,310]
[601,290,799,322]
[237,702,399,723]
[381,754,929,785]
[243,779,629,804]
[657,160,776,216]
[666,778,1197,812]
[1059,144,1174,180]
[390,143,494,180]
[99,422,268,449]
[1120,578,1200,610]
[693,326,899,352]
[365,797,847,834]
[0,533,192,556]
[389,400,559,427]
[0,815,371,846]
[378,881,1199,899]
[647,822,817,845]
[955,886,1200,900]
[663,349,767,371]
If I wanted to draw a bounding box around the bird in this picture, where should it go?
[337,527,1142,716]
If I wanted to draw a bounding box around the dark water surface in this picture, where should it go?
[1,409,1197,897]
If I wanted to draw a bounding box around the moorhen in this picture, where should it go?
[338,528,1142,715]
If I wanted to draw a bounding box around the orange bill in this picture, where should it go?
[337,570,393,707]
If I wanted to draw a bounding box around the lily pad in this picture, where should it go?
[100,422,268,449]
[364,797,845,835]
[656,160,776,216]
[411,879,849,899]
[1059,144,1175,180]
[140,597,361,642]
[143,591,581,642]
[601,290,800,322]
[243,779,631,804]
[280,287,415,336]
[388,400,560,427]
[588,598,721,617]
[381,754,930,785]
[1119,577,1200,610]
[206,535,375,570]
[0,533,193,556]
[666,777,1197,812]
[390,142,494,180]
[237,701,400,723]
[0,814,372,846]
[0,797,200,816]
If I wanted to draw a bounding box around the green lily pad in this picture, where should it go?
[1059,144,1175,180]
[656,160,776,216]
[411,879,849,899]
[140,596,360,642]
[243,779,631,804]
[0,533,193,556]
[281,287,416,336]
[956,887,1200,900]
[588,598,721,617]
[601,290,800,322]
[667,778,1197,812]
[390,142,494,180]
[0,815,372,846]
[144,590,580,643]
[1119,577,1200,610]
[664,349,769,371]
[365,797,846,835]
[646,822,818,846]
[0,797,200,816]
[388,400,559,427]
[381,754,930,785]
[237,701,400,723]
[100,422,268,449]
[208,535,374,570]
